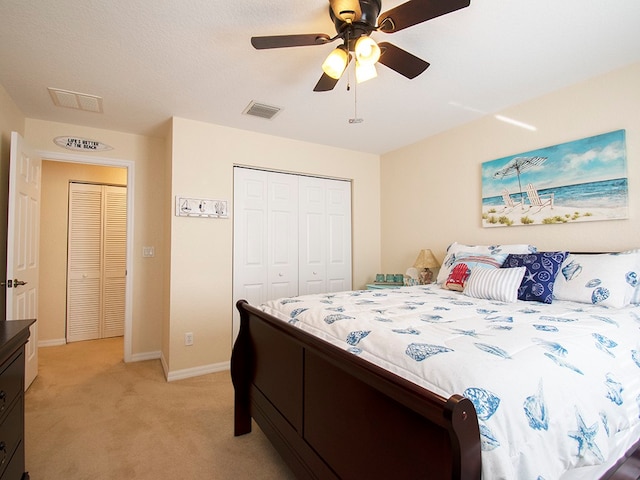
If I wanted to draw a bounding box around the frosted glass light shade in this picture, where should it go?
[355,62,377,83]
[322,47,349,79]
[355,36,381,66]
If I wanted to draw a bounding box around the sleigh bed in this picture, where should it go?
[231,246,640,479]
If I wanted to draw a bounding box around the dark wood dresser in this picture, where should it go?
[0,320,34,480]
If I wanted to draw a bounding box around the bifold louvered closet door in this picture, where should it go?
[66,183,127,342]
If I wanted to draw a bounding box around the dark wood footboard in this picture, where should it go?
[231,300,482,479]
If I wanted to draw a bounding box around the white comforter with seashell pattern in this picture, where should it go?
[261,285,640,480]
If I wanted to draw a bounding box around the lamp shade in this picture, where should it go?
[322,47,349,79]
[354,36,381,66]
[355,61,377,83]
[413,249,440,269]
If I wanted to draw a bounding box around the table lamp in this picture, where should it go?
[413,249,440,285]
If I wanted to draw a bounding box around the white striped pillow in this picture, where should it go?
[463,266,526,303]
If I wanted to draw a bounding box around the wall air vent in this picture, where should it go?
[242,101,281,120]
[48,87,104,113]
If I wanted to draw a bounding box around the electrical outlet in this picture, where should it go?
[185,332,194,346]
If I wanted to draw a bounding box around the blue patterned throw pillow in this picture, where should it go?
[502,252,568,303]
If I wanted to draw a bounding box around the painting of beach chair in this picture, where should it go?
[501,189,522,212]
[526,183,554,212]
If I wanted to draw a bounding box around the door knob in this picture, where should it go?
[13,279,28,287]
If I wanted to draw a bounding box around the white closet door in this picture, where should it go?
[233,168,269,312]
[233,168,352,341]
[67,183,126,342]
[67,184,103,342]
[325,179,352,292]
[298,176,327,295]
[267,172,298,300]
[103,186,127,338]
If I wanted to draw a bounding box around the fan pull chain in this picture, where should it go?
[344,29,362,123]
[349,61,363,123]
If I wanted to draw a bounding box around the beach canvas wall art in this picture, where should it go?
[481,129,628,228]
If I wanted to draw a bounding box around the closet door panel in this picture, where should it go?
[268,173,298,299]
[67,184,102,342]
[103,186,127,338]
[299,177,326,295]
[234,169,269,306]
[326,180,352,293]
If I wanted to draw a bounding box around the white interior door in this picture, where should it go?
[6,131,40,389]
[67,183,102,341]
[267,172,298,300]
[232,168,352,342]
[299,177,327,295]
[233,167,269,341]
[103,185,127,338]
[67,183,126,342]
[325,179,352,292]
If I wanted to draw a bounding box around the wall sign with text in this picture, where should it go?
[54,136,113,152]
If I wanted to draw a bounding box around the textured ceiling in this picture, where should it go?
[1,0,639,154]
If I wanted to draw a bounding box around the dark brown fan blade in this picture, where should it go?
[378,0,470,33]
[313,73,341,92]
[329,0,362,22]
[251,33,332,49]
[377,42,429,79]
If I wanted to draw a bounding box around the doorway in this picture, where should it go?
[39,152,134,361]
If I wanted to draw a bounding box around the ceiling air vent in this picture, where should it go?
[243,101,281,120]
[48,87,104,113]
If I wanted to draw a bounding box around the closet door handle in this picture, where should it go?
[13,279,27,287]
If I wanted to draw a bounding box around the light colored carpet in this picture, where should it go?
[25,337,296,479]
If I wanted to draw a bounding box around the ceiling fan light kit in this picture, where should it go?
[251,0,471,91]
[354,36,380,66]
[322,47,350,79]
[355,62,377,83]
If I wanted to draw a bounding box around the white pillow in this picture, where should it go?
[553,252,640,308]
[622,248,640,304]
[463,266,526,303]
[436,242,536,285]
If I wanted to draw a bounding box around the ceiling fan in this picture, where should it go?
[251,0,471,92]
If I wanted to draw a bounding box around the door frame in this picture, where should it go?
[38,150,135,362]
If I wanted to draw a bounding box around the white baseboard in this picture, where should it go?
[38,339,66,347]
[129,350,161,362]
[164,360,230,382]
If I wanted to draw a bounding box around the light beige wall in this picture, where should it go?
[167,117,381,373]
[380,62,640,274]
[39,161,127,343]
[25,119,165,357]
[0,84,26,315]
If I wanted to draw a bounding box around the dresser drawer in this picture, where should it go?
[0,400,23,479]
[0,352,23,423]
